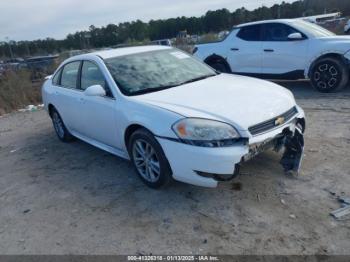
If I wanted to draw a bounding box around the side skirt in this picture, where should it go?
[233,70,305,80]
[70,130,130,160]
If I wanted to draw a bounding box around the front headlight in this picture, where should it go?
[172,118,240,147]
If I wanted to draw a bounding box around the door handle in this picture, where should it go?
[264,49,274,52]
[231,48,239,51]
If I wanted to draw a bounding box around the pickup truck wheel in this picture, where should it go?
[129,129,173,189]
[209,62,230,73]
[51,109,74,142]
[310,57,349,93]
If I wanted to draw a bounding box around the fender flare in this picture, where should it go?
[204,54,232,72]
[304,50,346,78]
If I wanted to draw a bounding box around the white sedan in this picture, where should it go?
[42,46,305,188]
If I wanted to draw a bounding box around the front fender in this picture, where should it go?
[194,42,228,62]
[304,50,347,78]
[119,98,183,152]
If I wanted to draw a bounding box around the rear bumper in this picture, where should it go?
[157,110,305,188]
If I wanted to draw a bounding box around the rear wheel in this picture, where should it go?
[129,129,173,189]
[310,57,349,93]
[51,108,74,142]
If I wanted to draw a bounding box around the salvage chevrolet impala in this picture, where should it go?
[42,46,306,188]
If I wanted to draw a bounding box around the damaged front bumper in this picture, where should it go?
[157,114,306,188]
[243,120,305,174]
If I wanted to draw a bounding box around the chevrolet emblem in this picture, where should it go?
[275,117,285,126]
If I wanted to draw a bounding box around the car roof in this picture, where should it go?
[72,45,172,60]
[234,19,297,28]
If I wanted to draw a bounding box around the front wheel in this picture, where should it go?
[129,129,173,189]
[310,57,349,93]
[51,109,74,142]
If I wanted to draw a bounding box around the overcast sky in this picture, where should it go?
[0,0,294,41]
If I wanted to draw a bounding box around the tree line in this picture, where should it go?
[1,0,349,59]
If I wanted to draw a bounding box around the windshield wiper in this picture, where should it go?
[179,74,217,85]
[130,84,180,96]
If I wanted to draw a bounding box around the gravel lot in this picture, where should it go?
[0,81,349,255]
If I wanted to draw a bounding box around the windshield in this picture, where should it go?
[105,49,216,96]
[292,20,335,37]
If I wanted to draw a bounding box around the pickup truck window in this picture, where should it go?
[237,25,262,41]
[263,23,301,41]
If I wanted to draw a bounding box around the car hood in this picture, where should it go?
[132,74,296,131]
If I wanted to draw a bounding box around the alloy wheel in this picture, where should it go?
[132,139,161,183]
[313,62,340,91]
[52,112,65,139]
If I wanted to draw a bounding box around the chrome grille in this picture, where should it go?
[248,106,298,136]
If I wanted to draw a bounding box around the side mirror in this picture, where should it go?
[288,32,304,40]
[84,85,106,97]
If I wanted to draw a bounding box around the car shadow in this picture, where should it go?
[27,126,287,216]
[17,127,298,255]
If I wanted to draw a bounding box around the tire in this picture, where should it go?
[51,108,74,142]
[310,57,349,93]
[128,128,173,189]
[209,61,230,73]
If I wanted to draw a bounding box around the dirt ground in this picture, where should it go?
[0,81,349,255]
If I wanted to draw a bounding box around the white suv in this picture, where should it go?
[194,19,350,92]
